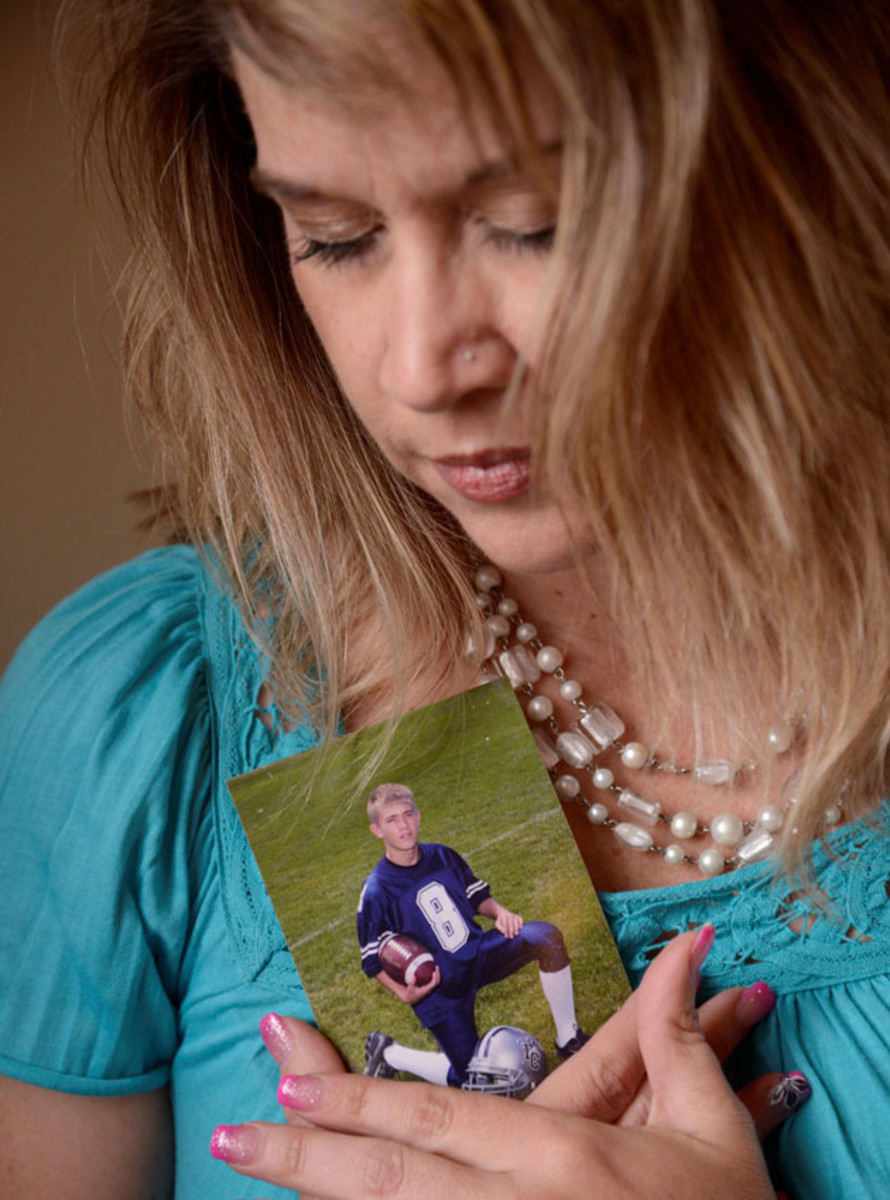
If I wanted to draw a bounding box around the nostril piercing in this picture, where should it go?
[463,347,476,362]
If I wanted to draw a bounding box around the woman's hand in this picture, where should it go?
[212,929,809,1197]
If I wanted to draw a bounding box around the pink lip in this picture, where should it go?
[431,449,531,503]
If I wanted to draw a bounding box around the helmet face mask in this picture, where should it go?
[461,1025,548,1098]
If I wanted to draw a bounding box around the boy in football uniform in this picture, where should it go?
[356,783,588,1087]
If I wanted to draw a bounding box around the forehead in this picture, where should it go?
[379,799,418,819]
[230,33,561,204]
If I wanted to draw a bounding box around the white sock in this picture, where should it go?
[384,1042,451,1086]
[539,964,579,1046]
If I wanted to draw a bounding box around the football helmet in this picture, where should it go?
[461,1025,547,1098]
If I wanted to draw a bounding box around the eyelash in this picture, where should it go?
[290,223,555,269]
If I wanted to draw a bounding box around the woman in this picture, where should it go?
[1,1,888,1197]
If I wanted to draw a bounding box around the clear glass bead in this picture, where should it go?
[496,647,541,688]
[579,702,625,750]
[734,828,775,865]
[556,729,596,768]
[612,822,654,852]
[617,789,661,826]
[532,730,560,770]
[692,759,735,786]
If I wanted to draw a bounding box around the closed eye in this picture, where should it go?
[487,225,555,254]
[291,231,378,267]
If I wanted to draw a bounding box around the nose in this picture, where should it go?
[378,241,513,412]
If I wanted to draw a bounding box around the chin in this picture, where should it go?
[461,505,586,578]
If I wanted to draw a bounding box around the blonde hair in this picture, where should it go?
[367,783,417,824]
[63,0,890,873]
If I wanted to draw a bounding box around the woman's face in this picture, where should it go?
[234,40,582,576]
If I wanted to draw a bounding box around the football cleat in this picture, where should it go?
[555,1025,590,1062]
[363,1030,396,1078]
[461,1025,548,1098]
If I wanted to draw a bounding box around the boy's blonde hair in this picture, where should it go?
[367,783,417,826]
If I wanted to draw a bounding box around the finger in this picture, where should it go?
[738,1071,812,1139]
[636,926,757,1140]
[273,1071,583,1171]
[210,1119,505,1200]
[260,1013,346,1075]
[260,1014,347,1128]
[527,987,645,1120]
[698,981,776,1063]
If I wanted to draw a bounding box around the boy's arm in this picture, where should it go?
[477,896,523,937]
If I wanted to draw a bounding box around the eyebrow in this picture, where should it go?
[249,140,562,207]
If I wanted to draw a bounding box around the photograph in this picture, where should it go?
[230,677,630,1089]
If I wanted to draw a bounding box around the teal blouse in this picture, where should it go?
[1,547,888,1199]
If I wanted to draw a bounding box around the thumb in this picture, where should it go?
[637,926,752,1140]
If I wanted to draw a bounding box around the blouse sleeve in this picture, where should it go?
[0,547,212,1095]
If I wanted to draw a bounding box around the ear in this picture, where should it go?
[370,823,383,840]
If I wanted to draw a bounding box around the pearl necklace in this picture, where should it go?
[473,564,842,876]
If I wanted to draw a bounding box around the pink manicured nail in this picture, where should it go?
[259,1012,292,1065]
[690,923,716,974]
[278,1074,325,1111]
[736,981,777,1025]
[210,1124,261,1164]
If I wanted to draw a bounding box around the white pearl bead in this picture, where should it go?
[697,848,725,876]
[670,811,698,840]
[620,742,649,770]
[758,805,784,832]
[767,724,793,754]
[516,622,538,644]
[526,695,554,722]
[474,565,502,591]
[586,802,609,825]
[559,679,583,701]
[475,592,491,610]
[497,598,518,617]
[592,767,614,790]
[536,645,564,673]
[710,812,745,847]
[555,774,580,799]
[486,614,511,638]
[824,804,842,826]
[664,843,686,866]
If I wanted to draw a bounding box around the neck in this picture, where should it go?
[386,845,421,867]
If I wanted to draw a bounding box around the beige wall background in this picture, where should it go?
[1,3,153,668]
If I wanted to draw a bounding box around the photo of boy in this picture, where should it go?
[357,782,589,1087]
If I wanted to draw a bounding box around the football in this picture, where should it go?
[379,933,436,988]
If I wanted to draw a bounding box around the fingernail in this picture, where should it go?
[259,1012,292,1065]
[210,1124,261,1164]
[279,1074,325,1111]
[690,924,715,975]
[736,981,777,1026]
[769,1071,813,1112]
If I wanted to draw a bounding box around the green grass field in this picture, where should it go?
[230,678,629,1077]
